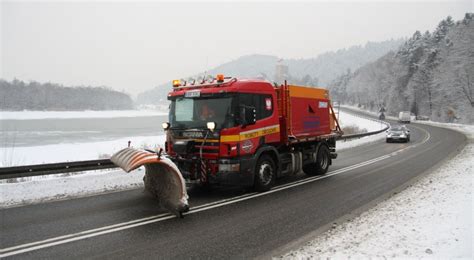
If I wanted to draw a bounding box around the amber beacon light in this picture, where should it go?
[172,79,181,87]
[216,74,225,83]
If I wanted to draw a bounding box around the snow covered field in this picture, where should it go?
[0,110,385,207]
[282,123,473,259]
[0,110,384,166]
[1,135,166,167]
[0,110,167,120]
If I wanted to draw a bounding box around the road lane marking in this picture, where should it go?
[0,125,431,258]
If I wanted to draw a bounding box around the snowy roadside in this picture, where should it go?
[0,135,167,167]
[340,104,399,121]
[0,169,145,208]
[336,110,388,151]
[0,110,167,120]
[282,123,473,259]
[0,111,386,208]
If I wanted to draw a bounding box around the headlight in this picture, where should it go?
[219,163,240,172]
[400,134,406,137]
[387,133,392,137]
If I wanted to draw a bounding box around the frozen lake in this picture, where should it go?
[1,113,168,147]
[0,110,382,166]
[0,111,169,166]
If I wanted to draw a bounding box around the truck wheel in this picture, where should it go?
[303,145,330,176]
[254,155,276,192]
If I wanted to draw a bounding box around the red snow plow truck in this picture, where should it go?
[111,75,343,216]
[162,75,342,191]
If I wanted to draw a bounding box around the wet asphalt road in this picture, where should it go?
[0,109,466,259]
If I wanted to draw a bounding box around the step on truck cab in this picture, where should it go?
[162,75,343,191]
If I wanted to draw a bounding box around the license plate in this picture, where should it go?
[185,90,200,98]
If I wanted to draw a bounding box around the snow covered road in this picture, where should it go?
[282,121,473,259]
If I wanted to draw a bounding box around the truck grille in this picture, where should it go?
[192,141,219,155]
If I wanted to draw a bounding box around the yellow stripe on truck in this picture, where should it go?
[221,124,280,142]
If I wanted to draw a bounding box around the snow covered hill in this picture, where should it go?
[329,14,474,124]
[136,39,404,104]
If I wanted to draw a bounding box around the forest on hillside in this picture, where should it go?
[0,79,134,111]
[329,14,474,123]
[137,39,404,104]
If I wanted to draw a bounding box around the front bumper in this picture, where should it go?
[209,157,256,187]
[386,136,408,142]
[171,156,257,187]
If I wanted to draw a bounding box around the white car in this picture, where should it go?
[386,125,410,143]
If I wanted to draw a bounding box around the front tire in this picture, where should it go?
[254,155,276,192]
[303,145,330,176]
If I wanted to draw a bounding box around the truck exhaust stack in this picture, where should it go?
[111,148,189,217]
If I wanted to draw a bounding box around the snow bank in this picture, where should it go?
[340,104,399,121]
[336,110,388,151]
[338,110,386,132]
[0,169,145,208]
[337,132,386,151]
[0,135,166,167]
[0,110,167,120]
[416,120,474,140]
[283,123,473,259]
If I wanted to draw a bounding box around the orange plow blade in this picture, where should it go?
[111,148,189,217]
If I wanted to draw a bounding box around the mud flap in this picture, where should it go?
[110,148,189,217]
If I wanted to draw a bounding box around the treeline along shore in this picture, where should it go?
[0,79,133,111]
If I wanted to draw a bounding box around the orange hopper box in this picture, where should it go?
[287,85,332,138]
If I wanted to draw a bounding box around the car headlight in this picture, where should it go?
[400,134,406,138]
[387,134,392,137]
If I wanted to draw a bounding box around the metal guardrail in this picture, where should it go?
[337,123,390,141]
[0,114,390,180]
[336,111,390,141]
[0,159,116,180]
[335,107,391,141]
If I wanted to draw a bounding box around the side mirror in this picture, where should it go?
[207,122,216,132]
[239,105,257,127]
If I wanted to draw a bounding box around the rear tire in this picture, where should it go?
[303,145,330,176]
[254,155,276,192]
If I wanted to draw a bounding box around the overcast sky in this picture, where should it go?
[1,1,472,95]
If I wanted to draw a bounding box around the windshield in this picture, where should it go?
[170,96,236,130]
[391,127,405,131]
